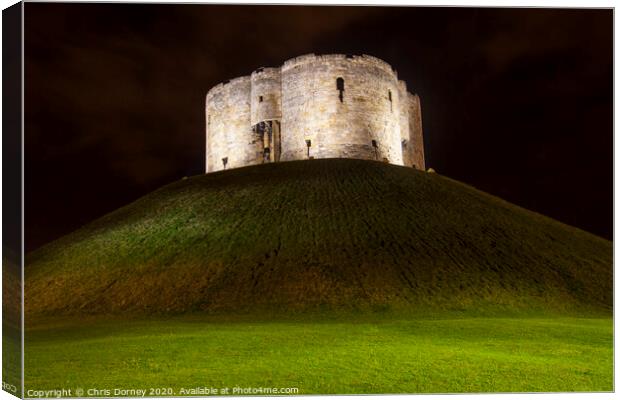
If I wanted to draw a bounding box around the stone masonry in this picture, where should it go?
[205,54,425,173]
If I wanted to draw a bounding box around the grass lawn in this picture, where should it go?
[3,324,22,398]
[24,314,613,395]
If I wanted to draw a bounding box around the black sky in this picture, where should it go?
[24,4,613,251]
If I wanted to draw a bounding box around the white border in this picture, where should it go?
[0,1,615,400]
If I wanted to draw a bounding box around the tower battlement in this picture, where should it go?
[205,54,424,172]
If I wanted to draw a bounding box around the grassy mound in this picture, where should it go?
[3,250,22,397]
[25,159,612,316]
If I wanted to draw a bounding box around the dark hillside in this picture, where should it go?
[25,159,612,316]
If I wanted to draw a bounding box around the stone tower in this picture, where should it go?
[205,54,424,173]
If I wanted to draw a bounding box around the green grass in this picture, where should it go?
[22,159,613,394]
[25,314,612,395]
[3,252,22,397]
[3,325,21,398]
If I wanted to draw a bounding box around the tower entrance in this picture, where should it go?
[253,120,282,163]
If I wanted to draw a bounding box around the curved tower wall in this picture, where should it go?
[205,54,424,173]
[205,77,253,172]
[407,93,425,170]
[398,81,425,170]
[251,67,282,125]
[250,67,283,164]
[280,54,403,164]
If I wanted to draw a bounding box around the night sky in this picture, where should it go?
[24,4,613,252]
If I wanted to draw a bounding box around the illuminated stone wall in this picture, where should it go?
[205,54,425,173]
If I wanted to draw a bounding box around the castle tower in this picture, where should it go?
[251,67,282,164]
[205,54,425,173]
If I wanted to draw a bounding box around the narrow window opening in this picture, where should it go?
[336,77,345,103]
[222,157,228,169]
[305,139,312,158]
[388,90,393,112]
[259,95,263,102]
[371,140,378,160]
